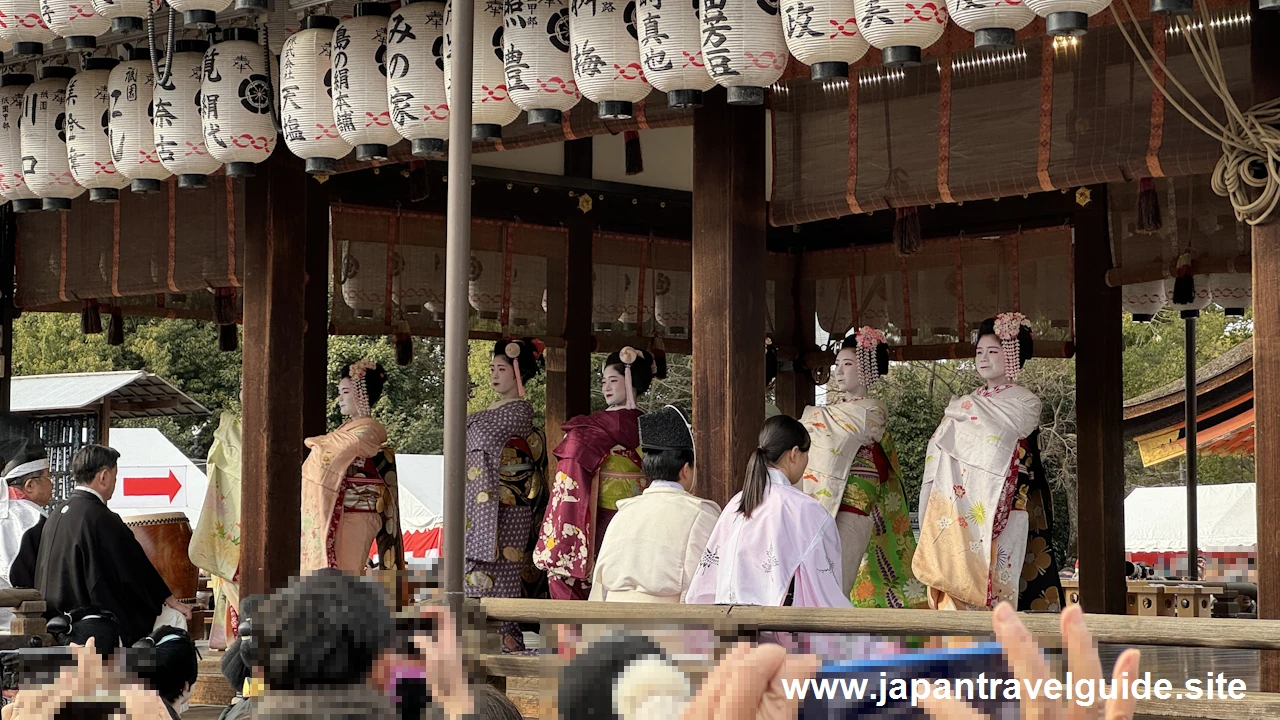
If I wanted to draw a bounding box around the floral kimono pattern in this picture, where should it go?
[533,408,642,600]
[848,432,928,609]
[912,384,1045,611]
[1017,429,1063,612]
[799,399,888,517]
[189,412,243,649]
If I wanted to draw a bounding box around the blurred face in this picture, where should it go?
[22,469,53,506]
[832,348,866,396]
[975,335,1007,384]
[490,356,519,398]
[602,365,628,407]
[337,377,357,416]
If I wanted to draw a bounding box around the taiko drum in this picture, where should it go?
[123,511,200,602]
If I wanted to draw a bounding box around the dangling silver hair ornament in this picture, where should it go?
[347,358,378,417]
[991,312,1032,381]
[853,326,887,389]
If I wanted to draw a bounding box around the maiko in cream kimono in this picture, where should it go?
[189,412,242,649]
[799,398,886,596]
[913,384,1040,610]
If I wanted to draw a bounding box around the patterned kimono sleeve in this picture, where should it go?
[465,449,502,563]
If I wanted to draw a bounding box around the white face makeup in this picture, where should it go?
[602,365,628,407]
[337,377,357,416]
[831,347,867,396]
[490,356,519,398]
[975,334,1008,384]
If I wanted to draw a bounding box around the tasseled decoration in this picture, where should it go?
[106,306,124,346]
[218,323,238,352]
[893,206,921,256]
[1172,251,1195,305]
[624,130,644,176]
[1136,177,1162,233]
[394,321,413,366]
[213,287,237,326]
[408,163,429,203]
[81,299,103,335]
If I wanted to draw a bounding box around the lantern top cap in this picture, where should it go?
[354,2,392,17]
[175,39,210,53]
[302,14,340,29]
[129,47,158,61]
[82,57,119,71]
[221,27,260,43]
[38,66,76,80]
[0,73,33,87]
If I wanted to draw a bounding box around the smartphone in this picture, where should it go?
[799,642,1018,719]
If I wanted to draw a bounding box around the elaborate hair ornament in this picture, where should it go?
[618,346,640,410]
[530,337,546,360]
[505,341,527,397]
[347,359,378,417]
[853,326,887,389]
[992,312,1032,380]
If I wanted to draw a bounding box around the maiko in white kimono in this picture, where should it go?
[588,481,720,603]
[913,384,1041,610]
[686,469,849,608]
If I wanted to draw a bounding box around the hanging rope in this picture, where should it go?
[1113,0,1280,225]
[146,1,177,88]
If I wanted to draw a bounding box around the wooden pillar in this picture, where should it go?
[773,254,815,418]
[545,138,594,446]
[0,204,13,414]
[239,152,309,598]
[301,180,331,441]
[1073,184,1127,616]
[692,92,767,508]
[1251,0,1280,691]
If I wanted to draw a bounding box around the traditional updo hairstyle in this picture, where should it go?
[977,316,1034,369]
[126,626,200,704]
[839,333,889,377]
[603,347,667,397]
[340,361,388,405]
[740,415,811,519]
[492,337,545,385]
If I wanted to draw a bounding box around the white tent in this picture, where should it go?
[1124,483,1257,553]
[106,427,210,524]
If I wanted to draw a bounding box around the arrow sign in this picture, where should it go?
[122,471,183,502]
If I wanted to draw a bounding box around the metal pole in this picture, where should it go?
[1184,312,1199,579]
[442,0,474,603]
[0,204,14,415]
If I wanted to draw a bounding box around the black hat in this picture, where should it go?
[638,405,693,453]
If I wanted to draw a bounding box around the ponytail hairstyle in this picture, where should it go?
[493,337,546,396]
[740,415,811,519]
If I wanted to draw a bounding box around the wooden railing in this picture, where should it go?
[476,598,1280,720]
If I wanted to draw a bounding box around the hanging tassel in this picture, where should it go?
[106,306,125,346]
[1136,177,1162,233]
[893,206,921,256]
[407,163,429,203]
[1172,251,1195,305]
[213,287,237,326]
[394,320,413,366]
[218,323,238,352]
[624,130,644,176]
[81,299,103,335]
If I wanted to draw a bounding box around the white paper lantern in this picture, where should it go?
[1121,279,1166,322]
[0,73,41,212]
[637,0,713,106]
[202,29,279,177]
[469,250,504,319]
[386,0,450,157]
[815,277,852,336]
[591,263,628,331]
[22,66,84,210]
[91,0,158,34]
[0,0,54,56]
[569,0,650,118]
[340,240,386,318]
[444,0,520,140]
[156,39,220,188]
[618,267,653,330]
[700,0,789,104]
[425,247,446,320]
[391,245,437,315]
[1208,273,1251,316]
[510,254,546,327]
[654,269,691,335]
[66,58,128,202]
[0,35,12,55]
[109,48,171,193]
[280,16,352,174]
[781,0,869,79]
[332,3,400,161]
[504,0,578,125]
[948,0,1033,47]
[41,0,110,51]
[167,0,230,28]
[1023,0,1108,36]
[1170,276,1212,318]
[853,0,948,66]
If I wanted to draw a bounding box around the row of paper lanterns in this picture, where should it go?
[1121,274,1253,321]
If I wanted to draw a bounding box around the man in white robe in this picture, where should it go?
[0,448,54,631]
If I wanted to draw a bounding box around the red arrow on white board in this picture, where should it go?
[122,471,182,502]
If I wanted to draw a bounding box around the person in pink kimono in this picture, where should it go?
[685,415,849,608]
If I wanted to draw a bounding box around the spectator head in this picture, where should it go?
[3,444,53,506]
[257,569,394,690]
[221,638,253,695]
[638,406,696,493]
[69,445,121,501]
[125,626,200,711]
[475,684,523,720]
[62,606,124,658]
[558,633,690,720]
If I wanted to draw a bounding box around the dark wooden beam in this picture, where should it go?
[302,178,331,441]
[773,249,814,418]
[1073,184,1127,616]
[239,151,308,598]
[0,204,13,414]
[692,90,767,508]
[1251,0,1280,692]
